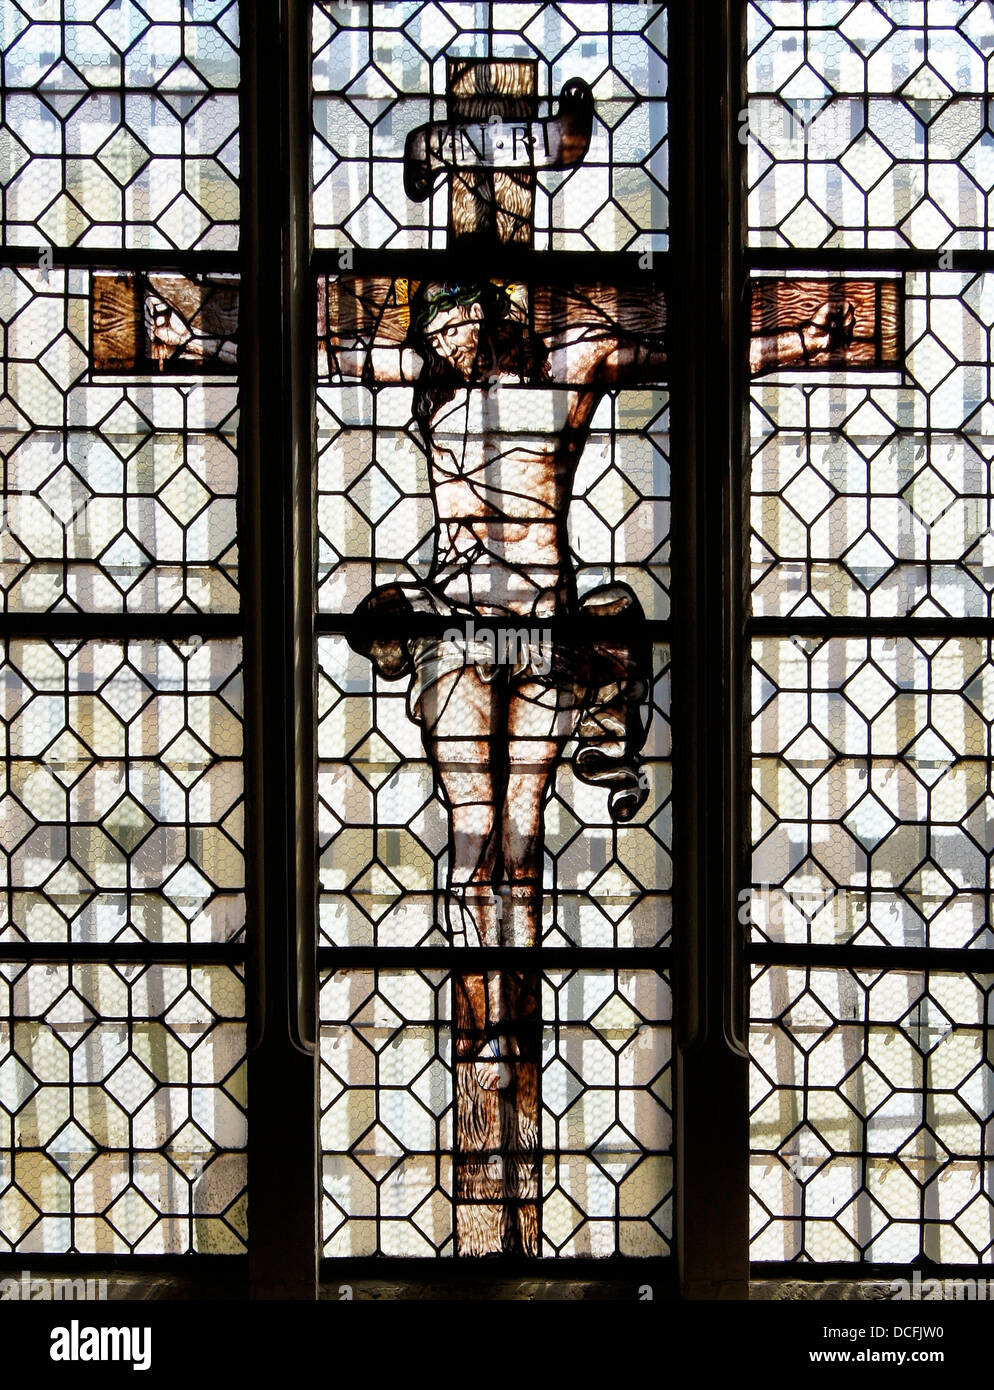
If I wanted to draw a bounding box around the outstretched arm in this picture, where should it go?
[318,275,423,384]
[750,300,855,375]
[536,284,667,386]
[595,333,669,384]
[325,342,422,383]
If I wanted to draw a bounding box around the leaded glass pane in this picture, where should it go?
[0,0,239,251]
[0,0,246,1264]
[320,967,671,1259]
[312,1,667,251]
[752,271,994,620]
[751,966,994,1263]
[314,2,670,1260]
[751,635,992,950]
[745,0,993,250]
[0,267,239,615]
[0,960,246,1254]
[746,0,994,1274]
[318,636,671,949]
[317,369,669,620]
[0,638,244,945]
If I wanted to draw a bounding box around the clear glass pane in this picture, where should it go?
[0,1,239,251]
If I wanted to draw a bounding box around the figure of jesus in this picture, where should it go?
[346,276,667,1087]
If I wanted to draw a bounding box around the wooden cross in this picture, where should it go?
[333,59,664,1258]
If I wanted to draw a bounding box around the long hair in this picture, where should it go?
[408,281,551,435]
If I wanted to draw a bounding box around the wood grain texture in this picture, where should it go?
[532,283,666,342]
[448,60,536,245]
[454,970,540,1255]
[749,277,901,373]
[92,273,139,370]
[456,1203,539,1258]
[322,275,409,345]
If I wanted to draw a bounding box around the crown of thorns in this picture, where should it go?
[413,282,510,333]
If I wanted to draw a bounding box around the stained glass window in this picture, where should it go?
[0,1,246,1258]
[744,0,994,1268]
[311,2,667,253]
[0,1,239,251]
[745,0,994,250]
[9,0,992,1302]
[313,2,672,1260]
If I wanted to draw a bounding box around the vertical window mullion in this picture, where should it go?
[242,0,318,1301]
[670,0,751,1299]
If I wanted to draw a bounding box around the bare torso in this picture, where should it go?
[424,379,598,617]
[333,294,663,619]
[336,285,666,1075]
[419,310,648,619]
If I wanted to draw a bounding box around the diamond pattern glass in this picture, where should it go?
[746,0,994,249]
[320,966,671,1258]
[0,0,239,251]
[0,266,239,614]
[312,1,667,252]
[751,635,994,950]
[746,1,994,1273]
[0,960,246,1254]
[0,638,244,946]
[0,0,245,1264]
[752,965,994,1263]
[752,271,994,620]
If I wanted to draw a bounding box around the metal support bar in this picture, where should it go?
[748,944,994,973]
[748,617,994,639]
[747,248,994,272]
[242,0,318,1301]
[317,947,672,970]
[0,614,242,640]
[0,247,241,273]
[670,0,750,1301]
[0,943,245,964]
[315,613,671,640]
[312,246,670,286]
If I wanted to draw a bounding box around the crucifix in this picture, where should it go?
[322,57,669,1257]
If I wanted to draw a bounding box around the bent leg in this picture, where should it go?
[420,662,500,948]
[500,678,579,947]
[419,661,510,1088]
